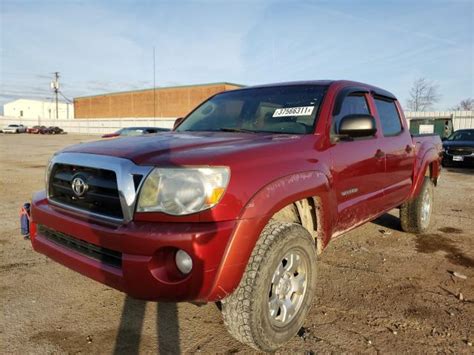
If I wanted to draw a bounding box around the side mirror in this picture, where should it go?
[338,114,377,138]
[173,117,184,130]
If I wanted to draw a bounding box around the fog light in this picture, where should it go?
[175,249,193,274]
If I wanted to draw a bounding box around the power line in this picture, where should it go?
[58,90,73,103]
[153,47,156,121]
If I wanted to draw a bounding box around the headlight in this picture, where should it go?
[136,167,230,215]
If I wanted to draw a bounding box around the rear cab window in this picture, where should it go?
[374,97,403,136]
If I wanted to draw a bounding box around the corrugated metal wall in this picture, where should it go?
[74,83,242,119]
[405,111,474,131]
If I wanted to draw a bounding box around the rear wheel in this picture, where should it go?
[400,177,434,234]
[221,221,317,351]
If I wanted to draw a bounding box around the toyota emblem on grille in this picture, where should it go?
[71,176,89,197]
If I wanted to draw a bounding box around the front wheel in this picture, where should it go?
[400,177,434,234]
[221,221,317,351]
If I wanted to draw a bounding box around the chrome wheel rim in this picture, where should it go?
[421,190,432,228]
[268,250,308,327]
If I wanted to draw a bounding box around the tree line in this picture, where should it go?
[406,77,473,111]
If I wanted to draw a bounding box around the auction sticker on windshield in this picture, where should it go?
[273,106,314,117]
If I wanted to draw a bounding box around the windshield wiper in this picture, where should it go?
[219,127,257,133]
[219,127,297,134]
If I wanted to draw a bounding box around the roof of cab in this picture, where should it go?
[235,80,397,100]
[240,80,334,89]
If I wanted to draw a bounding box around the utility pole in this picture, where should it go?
[51,72,60,119]
[153,47,156,122]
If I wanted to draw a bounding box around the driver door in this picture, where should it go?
[329,93,386,235]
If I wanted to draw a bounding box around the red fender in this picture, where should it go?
[409,147,441,200]
[206,170,332,300]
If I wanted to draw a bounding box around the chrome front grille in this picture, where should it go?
[49,164,123,219]
[47,153,153,223]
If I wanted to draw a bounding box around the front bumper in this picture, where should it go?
[442,152,474,167]
[30,191,237,302]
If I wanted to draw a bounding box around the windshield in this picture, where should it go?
[120,128,147,136]
[447,130,474,141]
[176,85,327,134]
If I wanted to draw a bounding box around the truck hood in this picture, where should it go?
[61,131,311,166]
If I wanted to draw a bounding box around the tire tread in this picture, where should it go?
[221,221,302,350]
[400,177,434,234]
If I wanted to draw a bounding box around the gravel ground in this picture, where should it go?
[1,133,473,354]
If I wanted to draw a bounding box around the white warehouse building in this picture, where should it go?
[4,99,74,120]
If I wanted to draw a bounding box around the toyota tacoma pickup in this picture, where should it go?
[27,80,442,351]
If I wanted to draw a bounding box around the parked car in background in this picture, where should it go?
[27,125,50,134]
[48,126,65,135]
[101,126,170,138]
[2,124,27,133]
[442,129,474,167]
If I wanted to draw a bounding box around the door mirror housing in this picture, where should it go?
[173,117,184,130]
[337,114,377,138]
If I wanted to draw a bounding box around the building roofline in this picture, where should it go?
[4,98,71,105]
[74,82,245,100]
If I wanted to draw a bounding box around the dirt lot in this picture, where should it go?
[1,133,473,354]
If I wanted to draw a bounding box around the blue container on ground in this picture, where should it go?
[20,203,31,238]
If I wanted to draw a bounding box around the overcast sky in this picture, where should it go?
[1,0,473,111]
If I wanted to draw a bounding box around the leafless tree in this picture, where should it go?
[406,78,441,111]
[450,98,474,111]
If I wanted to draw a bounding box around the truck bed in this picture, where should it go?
[412,134,442,154]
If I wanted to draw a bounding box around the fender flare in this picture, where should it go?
[206,170,332,300]
[409,147,440,199]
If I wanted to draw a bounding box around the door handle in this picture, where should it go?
[405,144,413,153]
[375,149,385,159]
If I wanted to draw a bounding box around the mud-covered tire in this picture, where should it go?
[221,221,317,351]
[400,177,434,234]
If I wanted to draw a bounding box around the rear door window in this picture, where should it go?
[374,97,402,136]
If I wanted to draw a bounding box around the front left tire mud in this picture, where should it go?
[221,221,317,351]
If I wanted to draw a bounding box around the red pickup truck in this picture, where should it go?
[28,80,441,351]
